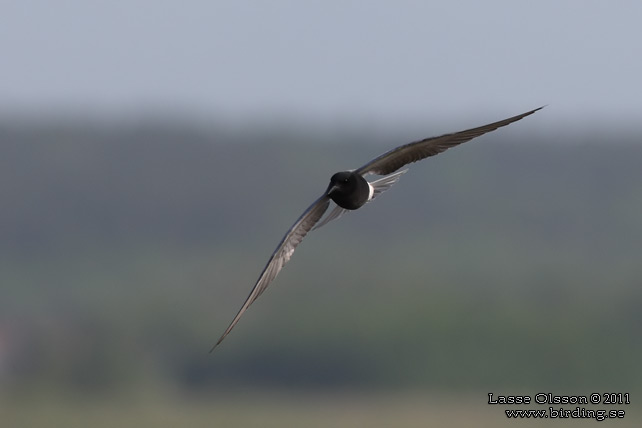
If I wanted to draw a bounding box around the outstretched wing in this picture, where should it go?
[211,194,331,351]
[312,203,348,231]
[356,107,543,176]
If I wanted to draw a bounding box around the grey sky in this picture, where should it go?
[1,1,640,127]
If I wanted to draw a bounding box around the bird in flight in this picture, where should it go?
[212,107,543,351]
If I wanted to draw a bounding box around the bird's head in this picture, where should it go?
[325,171,371,210]
[326,171,357,197]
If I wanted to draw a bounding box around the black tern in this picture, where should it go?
[212,107,543,351]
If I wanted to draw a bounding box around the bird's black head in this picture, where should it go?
[328,171,354,192]
[326,171,370,210]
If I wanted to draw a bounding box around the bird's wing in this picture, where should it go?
[356,107,543,176]
[312,203,348,231]
[211,194,331,351]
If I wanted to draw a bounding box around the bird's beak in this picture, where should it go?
[327,184,340,196]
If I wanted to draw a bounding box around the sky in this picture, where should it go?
[1,1,641,129]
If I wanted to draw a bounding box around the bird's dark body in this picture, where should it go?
[326,171,371,210]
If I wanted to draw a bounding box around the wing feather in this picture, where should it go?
[356,107,543,176]
[211,194,330,351]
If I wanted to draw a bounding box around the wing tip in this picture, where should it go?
[209,339,220,353]
[209,333,227,353]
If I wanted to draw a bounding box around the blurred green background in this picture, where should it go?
[1,118,640,426]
